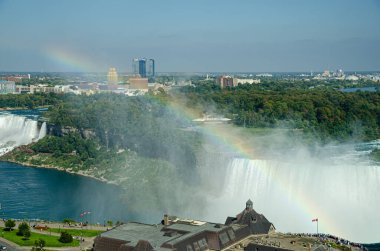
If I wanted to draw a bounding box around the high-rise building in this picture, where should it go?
[146,59,155,78]
[107,67,118,84]
[132,58,155,78]
[132,58,146,77]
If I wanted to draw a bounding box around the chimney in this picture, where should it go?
[164,214,169,226]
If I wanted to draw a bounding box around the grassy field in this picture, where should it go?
[44,228,104,237]
[0,228,80,247]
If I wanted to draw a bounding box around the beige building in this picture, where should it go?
[107,67,119,84]
[129,77,148,90]
[235,78,261,85]
[217,76,260,88]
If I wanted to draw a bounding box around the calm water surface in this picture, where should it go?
[0,161,136,224]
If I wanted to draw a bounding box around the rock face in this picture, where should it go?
[47,124,96,139]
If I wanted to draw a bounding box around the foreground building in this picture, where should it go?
[93,199,360,251]
[93,200,275,251]
[225,199,275,235]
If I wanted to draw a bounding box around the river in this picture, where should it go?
[0,161,130,224]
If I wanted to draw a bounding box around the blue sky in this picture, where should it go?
[0,0,379,72]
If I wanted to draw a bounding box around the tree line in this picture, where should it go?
[180,81,380,142]
[0,93,61,109]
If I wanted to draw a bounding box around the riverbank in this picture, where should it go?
[0,143,119,185]
[0,105,50,111]
[0,140,176,190]
[0,158,109,184]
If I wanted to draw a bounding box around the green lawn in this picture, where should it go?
[0,228,80,247]
[44,228,104,237]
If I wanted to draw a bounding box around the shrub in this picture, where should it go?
[33,238,46,251]
[59,232,73,243]
[63,218,76,224]
[4,219,16,231]
[17,222,31,239]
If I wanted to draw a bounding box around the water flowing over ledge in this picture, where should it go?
[204,154,380,243]
[0,113,46,156]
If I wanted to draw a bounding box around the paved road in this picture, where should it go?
[0,238,20,251]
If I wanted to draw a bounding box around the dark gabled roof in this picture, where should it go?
[225,217,237,225]
[135,240,154,251]
[226,208,275,235]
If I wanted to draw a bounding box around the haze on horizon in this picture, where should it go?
[0,0,379,73]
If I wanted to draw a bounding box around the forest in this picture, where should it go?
[180,81,380,142]
[0,93,60,109]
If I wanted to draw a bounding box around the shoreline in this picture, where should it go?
[0,158,112,184]
[0,105,51,111]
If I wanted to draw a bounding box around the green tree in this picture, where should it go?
[33,238,46,251]
[58,232,73,243]
[4,219,16,231]
[17,222,31,239]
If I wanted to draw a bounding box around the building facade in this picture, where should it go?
[0,80,16,94]
[129,77,148,90]
[217,76,237,88]
[133,58,146,77]
[93,200,275,251]
[107,67,119,84]
[147,59,155,78]
[132,58,155,79]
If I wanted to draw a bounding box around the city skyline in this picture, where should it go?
[0,0,379,72]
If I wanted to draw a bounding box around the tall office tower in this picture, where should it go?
[107,67,118,84]
[146,59,155,78]
[132,58,147,77]
[132,58,155,79]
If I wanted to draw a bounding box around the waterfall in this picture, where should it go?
[38,122,47,140]
[203,150,380,243]
[0,114,46,156]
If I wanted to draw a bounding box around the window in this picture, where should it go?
[227,229,235,240]
[193,241,201,251]
[219,232,230,245]
[198,238,208,250]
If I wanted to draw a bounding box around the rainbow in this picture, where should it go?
[39,46,343,235]
[44,47,99,72]
[152,96,343,237]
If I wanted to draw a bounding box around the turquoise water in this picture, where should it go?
[0,161,132,224]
